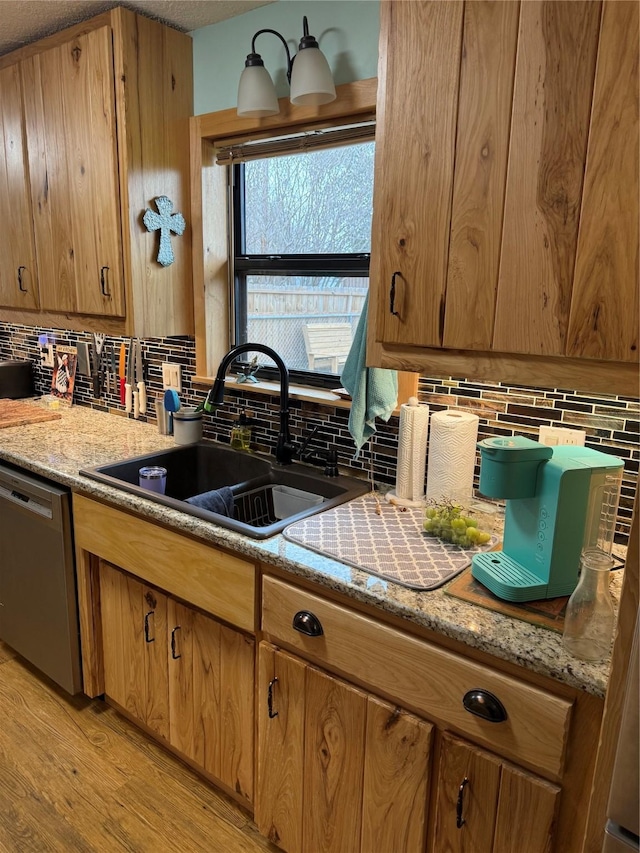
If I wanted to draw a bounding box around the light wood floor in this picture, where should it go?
[0,641,279,852]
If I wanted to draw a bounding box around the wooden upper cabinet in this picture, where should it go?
[22,26,125,317]
[369,0,639,393]
[567,0,639,363]
[0,64,39,311]
[370,0,463,349]
[0,8,193,336]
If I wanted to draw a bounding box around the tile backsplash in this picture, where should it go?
[1,322,637,544]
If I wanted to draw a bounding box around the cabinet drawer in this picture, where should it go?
[74,495,255,631]
[262,576,572,780]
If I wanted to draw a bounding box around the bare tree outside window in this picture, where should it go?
[234,141,374,377]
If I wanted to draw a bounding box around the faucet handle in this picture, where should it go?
[298,424,322,461]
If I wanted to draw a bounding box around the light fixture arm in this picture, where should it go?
[249,28,293,83]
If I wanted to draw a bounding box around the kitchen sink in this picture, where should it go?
[81,440,369,539]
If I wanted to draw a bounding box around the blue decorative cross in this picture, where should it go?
[143,196,186,267]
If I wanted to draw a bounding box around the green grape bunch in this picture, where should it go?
[424,499,492,548]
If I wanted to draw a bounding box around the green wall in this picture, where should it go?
[191,0,380,115]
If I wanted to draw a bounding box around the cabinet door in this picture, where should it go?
[370,0,463,349]
[492,1,601,357]
[433,733,501,853]
[22,25,125,317]
[256,643,306,853]
[168,600,254,802]
[361,695,433,853]
[567,0,639,363]
[257,643,433,853]
[493,764,559,853]
[433,733,559,853]
[0,64,39,310]
[99,561,169,739]
[303,663,368,853]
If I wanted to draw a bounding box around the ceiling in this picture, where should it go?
[0,0,276,57]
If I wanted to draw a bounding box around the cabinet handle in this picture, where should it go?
[456,777,469,829]
[144,610,155,643]
[170,626,181,659]
[267,676,279,718]
[17,266,27,293]
[389,270,402,317]
[462,689,508,723]
[100,266,111,298]
[292,610,324,637]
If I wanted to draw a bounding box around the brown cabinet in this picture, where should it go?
[256,642,433,853]
[368,0,638,395]
[0,64,39,311]
[22,26,124,318]
[0,8,193,336]
[259,574,602,853]
[100,561,254,802]
[433,733,559,853]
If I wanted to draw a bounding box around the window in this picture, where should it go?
[225,128,375,386]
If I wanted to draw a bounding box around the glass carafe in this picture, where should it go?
[563,548,615,661]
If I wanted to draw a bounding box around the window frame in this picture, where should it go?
[189,79,378,388]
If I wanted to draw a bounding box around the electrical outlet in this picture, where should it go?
[539,425,587,447]
[162,362,182,393]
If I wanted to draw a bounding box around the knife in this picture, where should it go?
[109,345,118,395]
[119,342,126,405]
[132,341,140,419]
[135,339,147,415]
[125,338,134,414]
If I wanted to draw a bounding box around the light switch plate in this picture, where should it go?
[162,362,182,393]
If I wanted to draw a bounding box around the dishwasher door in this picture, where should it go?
[0,463,81,694]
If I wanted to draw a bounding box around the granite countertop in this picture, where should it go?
[0,399,623,698]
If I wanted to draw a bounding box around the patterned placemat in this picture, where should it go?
[283,495,497,591]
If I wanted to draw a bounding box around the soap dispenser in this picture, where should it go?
[231,410,253,451]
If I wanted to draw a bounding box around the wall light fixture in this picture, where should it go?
[237,16,336,118]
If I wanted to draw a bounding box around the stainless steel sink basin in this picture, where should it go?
[81,440,368,539]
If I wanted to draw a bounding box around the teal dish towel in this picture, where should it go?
[341,294,398,450]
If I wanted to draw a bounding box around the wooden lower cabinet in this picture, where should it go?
[99,560,254,802]
[433,733,560,853]
[256,642,434,853]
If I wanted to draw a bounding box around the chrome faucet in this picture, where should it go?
[204,343,295,465]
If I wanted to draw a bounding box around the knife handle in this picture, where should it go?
[92,373,100,398]
[120,377,126,405]
[125,382,132,414]
[138,381,147,415]
[133,388,140,419]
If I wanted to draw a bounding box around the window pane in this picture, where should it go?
[244,276,368,373]
[243,142,375,255]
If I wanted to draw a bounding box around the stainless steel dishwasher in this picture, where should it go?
[0,462,82,694]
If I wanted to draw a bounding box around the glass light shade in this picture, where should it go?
[237,64,280,117]
[290,47,336,106]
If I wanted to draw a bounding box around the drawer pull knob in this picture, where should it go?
[268,677,279,718]
[292,610,324,637]
[462,689,507,723]
[456,777,469,829]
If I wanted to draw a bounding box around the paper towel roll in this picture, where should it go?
[426,410,479,503]
[387,397,430,506]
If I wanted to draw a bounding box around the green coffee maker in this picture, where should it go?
[471,436,623,602]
